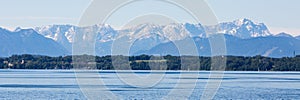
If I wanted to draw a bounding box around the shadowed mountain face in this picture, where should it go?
[0,19,299,57]
[0,28,68,57]
[143,35,300,58]
[296,36,300,40]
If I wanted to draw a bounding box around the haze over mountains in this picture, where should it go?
[0,18,299,57]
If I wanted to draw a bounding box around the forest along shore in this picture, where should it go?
[0,54,299,71]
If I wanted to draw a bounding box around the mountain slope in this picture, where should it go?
[143,35,300,58]
[296,35,300,40]
[275,32,294,38]
[0,28,69,57]
[0,18,298,57]
[211,18,271,38]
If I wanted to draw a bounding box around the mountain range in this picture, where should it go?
[0,18,299,57]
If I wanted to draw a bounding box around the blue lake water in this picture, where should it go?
[0,69,300,99]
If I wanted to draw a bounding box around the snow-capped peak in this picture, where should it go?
[30,18,278,51]
[216,18,272,38]
[234,18,255,26]
[32,19,274,44]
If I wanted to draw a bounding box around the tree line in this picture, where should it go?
[0,54,300,71]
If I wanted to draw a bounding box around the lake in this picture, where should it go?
[0,69,300,99]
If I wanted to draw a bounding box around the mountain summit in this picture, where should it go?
[275,32,293,38]
[216,18,271,38]
[0,19,298,57]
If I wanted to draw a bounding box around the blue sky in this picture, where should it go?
[0,0,299,36]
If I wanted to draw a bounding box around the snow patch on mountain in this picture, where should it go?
[216,18,272,38]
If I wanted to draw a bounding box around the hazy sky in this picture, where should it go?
[0,0,299,36]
